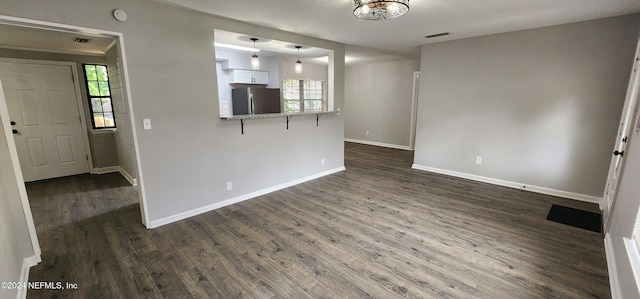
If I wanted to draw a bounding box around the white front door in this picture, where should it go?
[0,62,89,182]
[603,41,640,233]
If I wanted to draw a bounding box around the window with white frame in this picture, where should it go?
[283,79,325,113]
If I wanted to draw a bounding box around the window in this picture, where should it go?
[83,64,115,129]
[283,79,325,113]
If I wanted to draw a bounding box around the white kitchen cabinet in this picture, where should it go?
[229,69,269,85]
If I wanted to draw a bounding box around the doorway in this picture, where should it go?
[602,39,640,233]
[0,15,149,228]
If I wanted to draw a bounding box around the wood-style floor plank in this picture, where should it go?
[26,142,609,298]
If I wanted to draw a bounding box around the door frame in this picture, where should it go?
[603,38,640,234]
[409,71,420,150]
[0,58,95,176]
[0,15,150,226]
[0,79,42,265]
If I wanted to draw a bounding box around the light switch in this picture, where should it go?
[143,119,152,130]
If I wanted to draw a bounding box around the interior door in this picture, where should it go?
[603,42,640,234]
[0,61,89,182]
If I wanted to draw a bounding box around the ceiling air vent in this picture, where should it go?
[424,32,450,39]
[72,37,91,43]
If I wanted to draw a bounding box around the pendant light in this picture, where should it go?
[250,38,260,70]
[353,0,409,20]
[295,46,303,74]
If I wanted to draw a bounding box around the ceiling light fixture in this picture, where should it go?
[353,0,409,20]
[250,38,259,70]
[295,46,303,74]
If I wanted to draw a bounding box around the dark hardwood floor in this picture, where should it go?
[26,142,609,298]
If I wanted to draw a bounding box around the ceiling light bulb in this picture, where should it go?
[387,3,399,14]
[251,54,260,69]
[295,60,302,73]
[294,45,303,74]
[360,3,371,14]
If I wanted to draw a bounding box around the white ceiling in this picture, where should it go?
[215,29,331,59]
[158,0,640,59]
[0,24,114,56]
[0,1,638,63]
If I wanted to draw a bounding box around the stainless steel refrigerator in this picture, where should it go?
[232,87,281,115]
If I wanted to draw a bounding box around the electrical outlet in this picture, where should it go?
[226,181,232,191]
[143,118,152,130]
[366,130,370,136]
[321,158,325,166]
[475,156,482,165]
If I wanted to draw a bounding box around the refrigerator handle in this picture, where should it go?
[249,92,254,114]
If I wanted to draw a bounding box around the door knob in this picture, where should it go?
[614,150,624,157]
[10,121,16,125]
[12,129,19,134]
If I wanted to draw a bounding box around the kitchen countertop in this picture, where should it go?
[220,111,338,120]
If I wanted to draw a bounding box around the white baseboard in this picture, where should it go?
[18,255,40,299]
[117,168,137,186]
[91,166,120,175]
[605,234,621,299]
[345,138,412,151]
[147,166,346,229]
[91,166,137,186]
[411,164,601,204]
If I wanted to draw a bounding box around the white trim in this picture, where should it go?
[18,264,28,299]
[118,167,137,186]
[91,166,120,174]
[148,167,346,229]
[345,138,412,151]
[411,164,601,204]
[18,256,34,299]
[0,14,150,227]
[90,128,118,135]
[606,234,621,299]
[0,45,106,57]
[409,71,420,150]
[0,15,123,38]
[0,80,41,264]
[0,58,95,174]
[17,255,40,299]
[625,237,640,299]
[90,166,137,186]
[24,254,40,267]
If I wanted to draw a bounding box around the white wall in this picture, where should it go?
[345,59,420,148]
[413,15,640,199]
[105,46,137,182]
[1,0,346,226]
